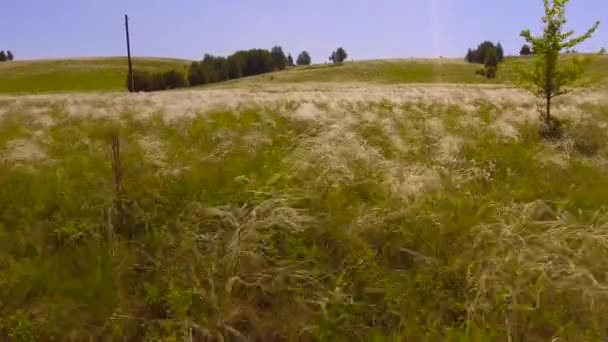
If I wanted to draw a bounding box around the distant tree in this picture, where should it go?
[188,62,205,86]
[270,46,287,70]
[601,47,606,54]
[330,47,348,64]
[228,54,244,79]
[162,70,187,89]
[496,42,504,62]
[484,48,499,68]
[466,41,501,64]
[6,51,13,61]
[0,51,6,62]
[514,0,600,132]
[520,44,533,56]
[484,48,499,78]
[465,48,474,62]
[296,51,312,66]
[287,53,294,67]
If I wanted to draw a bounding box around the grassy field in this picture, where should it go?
[1,84,608,340]
[2,55,608,94]
[210,54,608,88]
[0,57,191,94]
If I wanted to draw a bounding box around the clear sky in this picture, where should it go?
[2,0,607,62]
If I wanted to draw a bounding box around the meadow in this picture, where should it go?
[2,55,608,94]
[1,82,608,340]
[0,57,190,94]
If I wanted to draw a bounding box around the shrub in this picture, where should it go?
[484,66,497,79]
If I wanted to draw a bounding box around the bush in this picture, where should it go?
[484,66,497,79]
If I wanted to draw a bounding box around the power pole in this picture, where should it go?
[125,14,134,92]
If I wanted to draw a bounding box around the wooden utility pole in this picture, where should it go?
[125,14,134,92]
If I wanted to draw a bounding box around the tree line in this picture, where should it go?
[129,46,349,92]
[0,50,14,62]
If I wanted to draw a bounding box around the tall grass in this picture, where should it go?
[1,88,607,341]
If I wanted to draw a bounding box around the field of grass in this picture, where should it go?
[2,54,608,94]
[1,84,608,340]
[212,55,608,89]
[0,57,191,94]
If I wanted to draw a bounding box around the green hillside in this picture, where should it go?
[1,55,607,94]
[0,57,191,94]
[214,54,608,88]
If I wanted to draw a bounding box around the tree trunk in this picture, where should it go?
[545,95,551,124]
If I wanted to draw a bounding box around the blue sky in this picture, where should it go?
[2,0,607,62]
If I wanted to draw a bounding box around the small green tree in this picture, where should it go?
[0,51,6,62]
[520,44,533,56]
[514,0,600,128]
[296,51,311,66]
[601,47,606,55]
[7,51,14,61]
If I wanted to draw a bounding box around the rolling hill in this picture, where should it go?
[0,57,191,94]
[1,55,607,94]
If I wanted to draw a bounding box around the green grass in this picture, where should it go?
[1,90,608,340]
[0,57,191,94]
[3,54,608,94]
[212,54,608,88]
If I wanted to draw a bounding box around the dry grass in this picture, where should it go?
[1,84,608,340]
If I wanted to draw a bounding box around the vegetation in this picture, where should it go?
[465,41,504,64]
[270,46,288,71]
[2,84,608,340]
[287,53,294,67]
[127,69,188,92]
[329,47,348,64]
[188,48,289,88]
[0,57,190,94]
[513,0,600,135]
[1,0,608,339]
[0,50,14,62]
[297,51,312,66]
[520,44,533,55]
